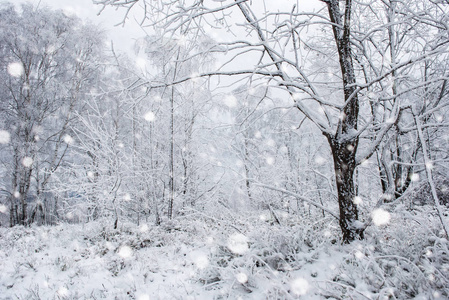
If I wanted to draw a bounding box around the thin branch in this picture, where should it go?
[414,112,449,238]
[251,182,339,219]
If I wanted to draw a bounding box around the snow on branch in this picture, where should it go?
[251,182,339,220]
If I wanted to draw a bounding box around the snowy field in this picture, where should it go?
[1,207,447,299]
[1,1,449,299]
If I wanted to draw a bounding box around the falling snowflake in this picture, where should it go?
[235,272,248,284]
[266,156,275,165]
[57,287,69,297]
[190,72,200,82]
[367,92,377,100]
[106,242,115,250]
[227,233,248,255]
[63,134,74,144]
[0,204,7,213]
[118,245,133,258]
[62,6,76,17]
[279,146,288,154]
[123,194,131,201]
[386,117,395,124]
[354,250,364,259]
[265,139,275,147]
[353,196,363,205]
[144,111,155,122]
[7,62,24,77]
[426,162,433,170]
[137,294,150,300]
[193,254,209,269]
[136,57,147,70]
[22,157,33,168]
[315,156,326,165]
[290,277,309,295]
[14,191,20,198]
[140,224,149,233]
[223,95,237,108]
[177,35,188,46]
[0,130,10,144]
[372,208,391,226]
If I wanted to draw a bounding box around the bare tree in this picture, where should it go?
[0,3,104,226]
[135,34,216,219]
[94,0,449,242]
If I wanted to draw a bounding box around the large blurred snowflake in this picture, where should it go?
[7,62,24,77]
[372,208,391,226]
[290,277,309,295]
[227,233,248,255]
[0,130,10,144]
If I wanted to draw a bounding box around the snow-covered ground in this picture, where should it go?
[0,207,448,299]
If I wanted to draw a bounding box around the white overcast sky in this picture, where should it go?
[7,0,144,55]
[5,0,323,56]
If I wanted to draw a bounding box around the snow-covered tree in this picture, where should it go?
[0,3,105,226]
[93,0,449,242]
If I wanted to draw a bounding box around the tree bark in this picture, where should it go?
[325,0,364,242]
[168,84,175,220]
[327,137,364,242]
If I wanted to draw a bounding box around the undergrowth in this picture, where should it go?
[0,204,447,299]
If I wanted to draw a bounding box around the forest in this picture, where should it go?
[0,0,449,298]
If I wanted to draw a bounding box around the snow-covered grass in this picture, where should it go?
[0,206,448,299]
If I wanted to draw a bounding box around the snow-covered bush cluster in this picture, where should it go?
[1,204,447,299]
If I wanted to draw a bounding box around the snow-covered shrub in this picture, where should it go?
[413,176,449,206]
[324,205,449,299]
[1,205,447,299]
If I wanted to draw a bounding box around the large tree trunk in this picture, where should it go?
[328,137,364,242]
[325,0,364,242]
[10,150,33,226]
